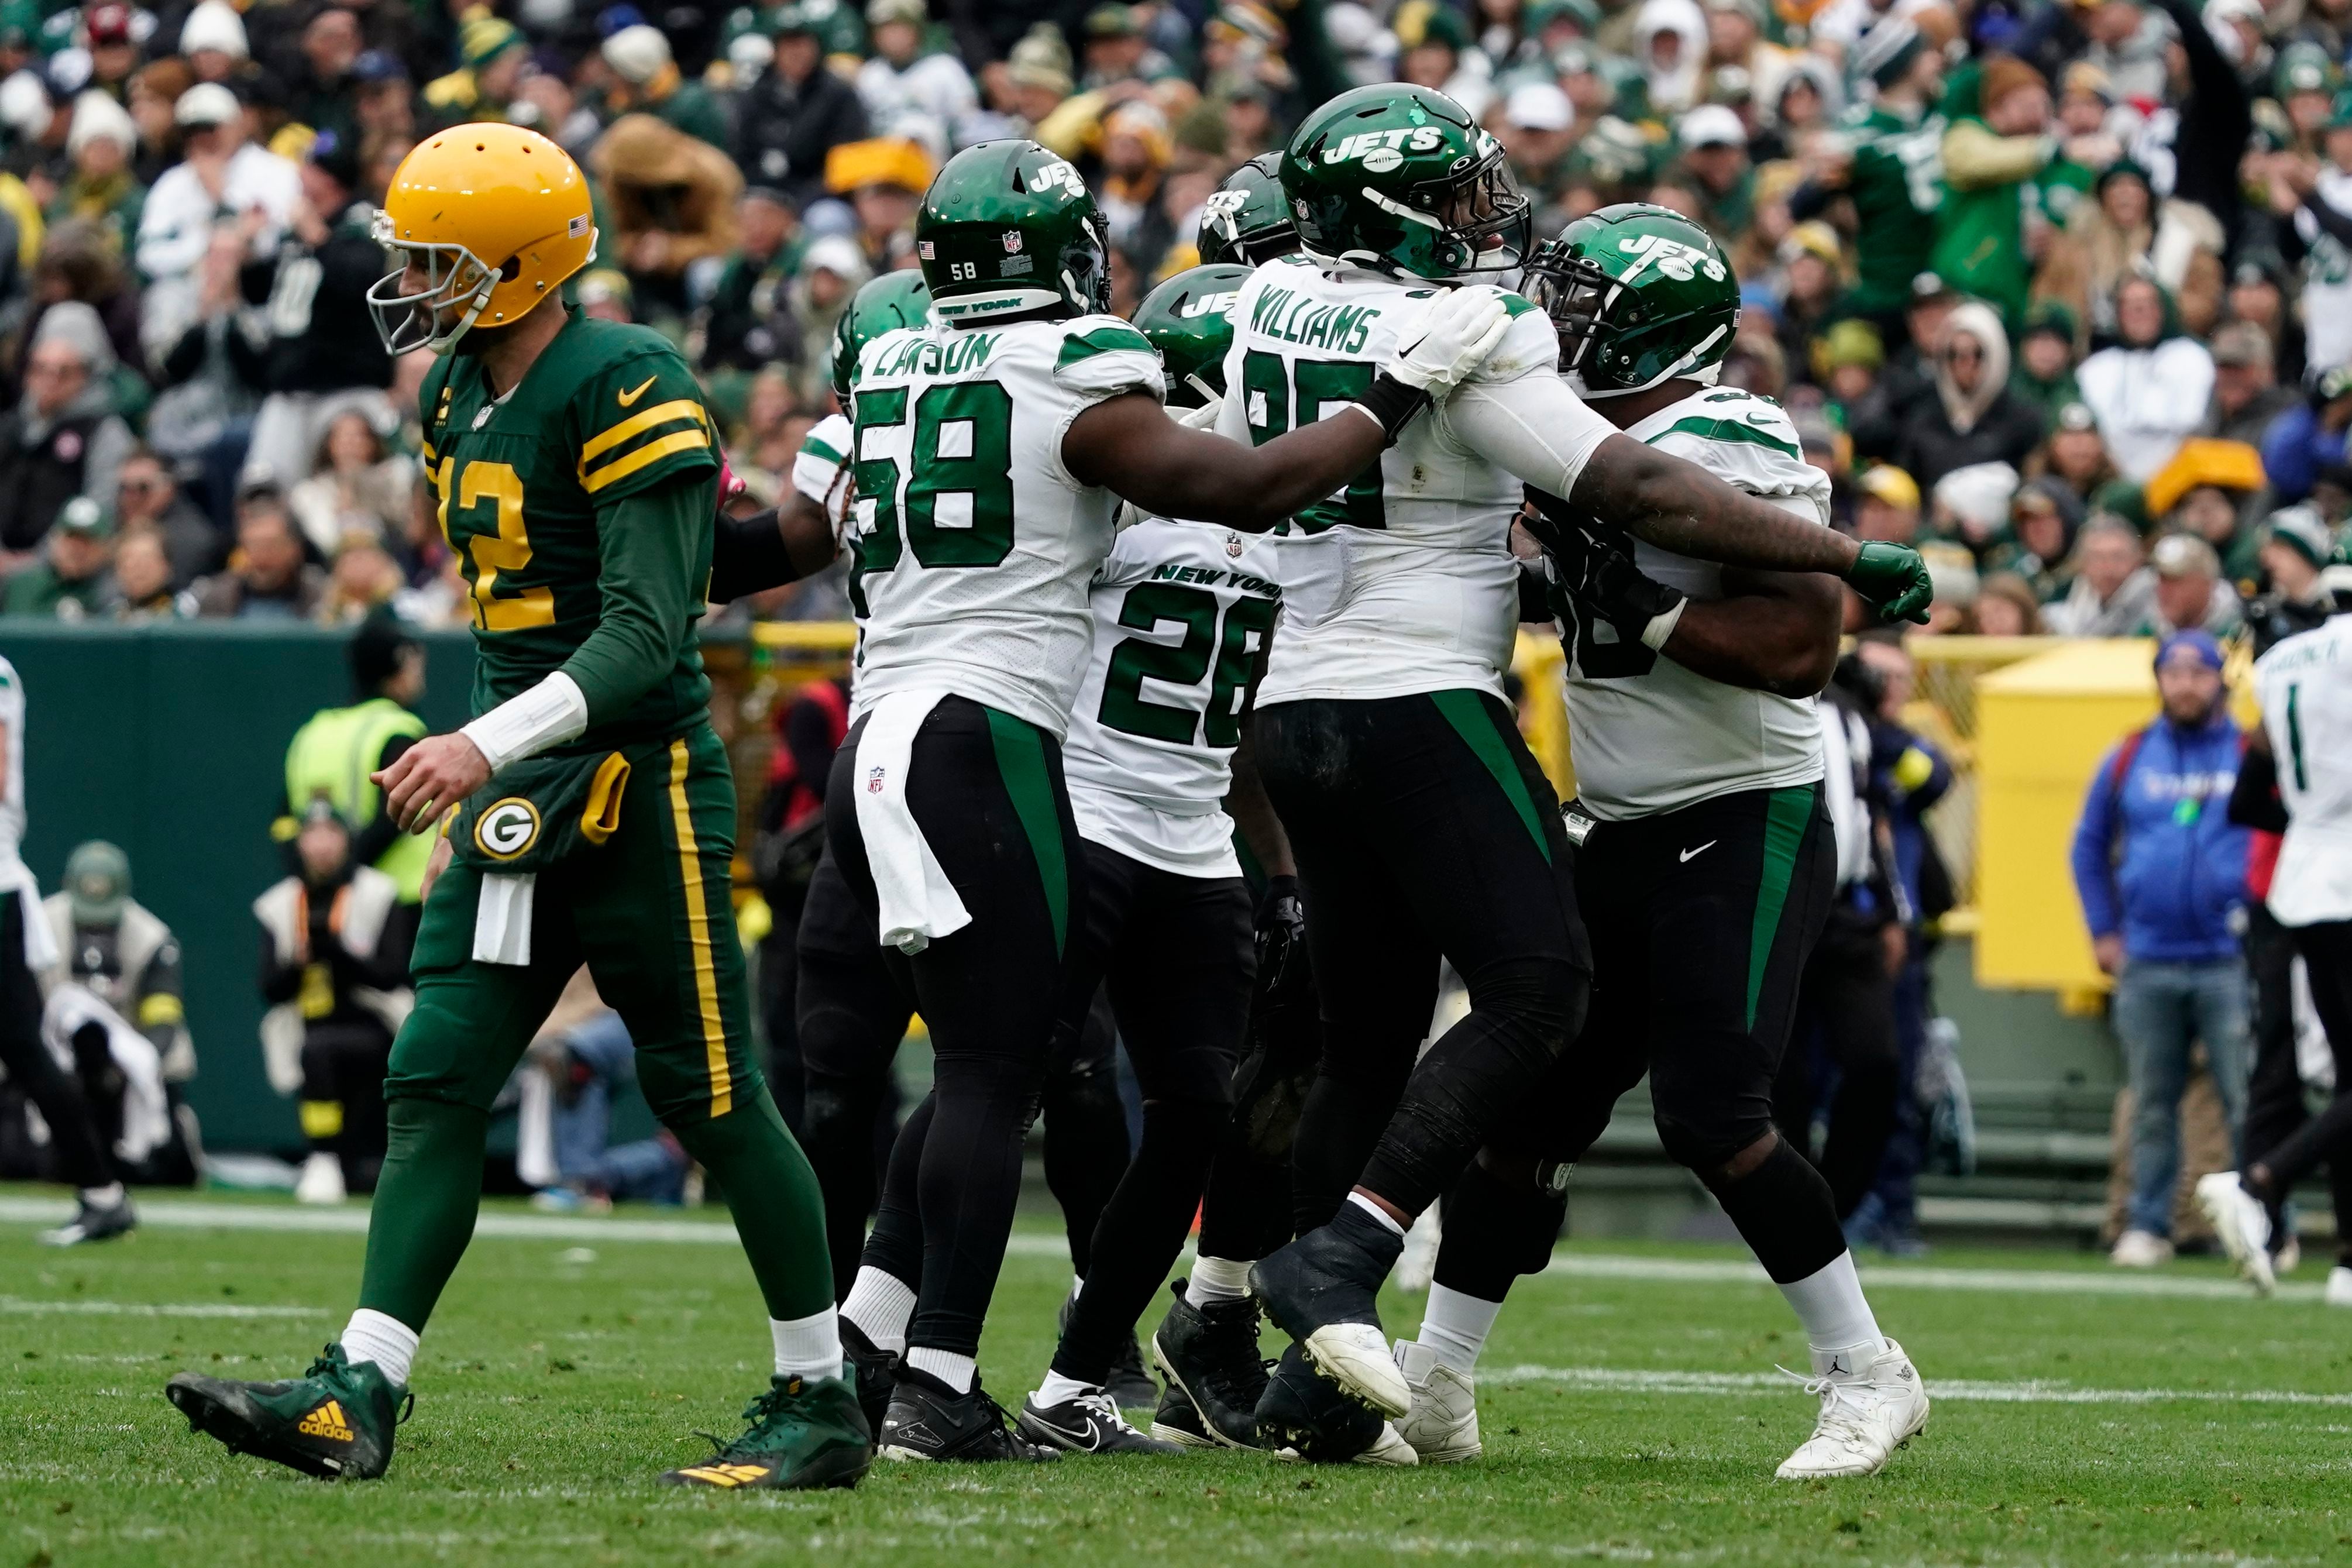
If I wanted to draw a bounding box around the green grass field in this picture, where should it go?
[5,1187,2349,1566]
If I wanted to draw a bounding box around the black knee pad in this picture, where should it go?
[1432,1155,1567,1301]
[1653,1108,1779,1178]
[1464,957,1591,1058]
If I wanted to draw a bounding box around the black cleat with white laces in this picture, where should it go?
[876,1368,1061,1463]
[1016,1388,1184,1454]
[1250,1204,1410,1416]
[1150,1279,1269,1448]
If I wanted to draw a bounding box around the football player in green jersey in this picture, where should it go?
[1791,18,1948,329]
[164,125,872,1493]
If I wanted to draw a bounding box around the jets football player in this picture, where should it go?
[1195,152,1295,268]
[166,126,873,1493]
[1006,262,1301,1457]
[1387,206,1931,1480]
[1222,85,1933,1426]
[815,138,1512,1462]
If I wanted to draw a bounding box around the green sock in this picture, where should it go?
[355,1097,490,1332]
[674,1088,835,1321]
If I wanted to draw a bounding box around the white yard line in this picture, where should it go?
[1,1195,2320,1301]
[1,1296,321,1319]
[1485,1363,2352,1407]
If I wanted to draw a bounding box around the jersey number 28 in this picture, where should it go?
[1098,583,1277,748]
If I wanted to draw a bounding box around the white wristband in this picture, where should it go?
[459,672,590,773]
[1639,597,1688,653]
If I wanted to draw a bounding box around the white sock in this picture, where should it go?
[1415,1282,1502,1374]
[1035,1368,1097,1407]
[340,1308,419,1386]
[1347,1191,1407,1236]
[906,1346,975,1393]
[81,1182,125,1208]
[1189,1254,1253,1303]
[1775,1251,1885,1376]
[840,1267,916,1355]
[771,1307,843,1383]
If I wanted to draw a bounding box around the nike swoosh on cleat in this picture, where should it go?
[1679,841,1717,862]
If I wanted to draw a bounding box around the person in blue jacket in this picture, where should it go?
[2070,630,2253,1267]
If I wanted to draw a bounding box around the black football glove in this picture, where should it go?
[1523,486,1688,654]
[1254,874,1309,1002]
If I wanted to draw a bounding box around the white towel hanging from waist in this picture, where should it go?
[852,689,971,955]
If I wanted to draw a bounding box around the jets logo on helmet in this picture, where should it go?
[1280,85,1530,280]
[1524,203,1739,398]
[1132,263,1253,409]
[1196,153,1298,268]
[916,139,1112,322]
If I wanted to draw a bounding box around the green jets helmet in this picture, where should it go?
[1280,83,1531,280]
[914,139,1111,324]
[1132,263,1252,408]
[830,269,933,401]
[1196,153,1296,267]
[1522,203,1738,398]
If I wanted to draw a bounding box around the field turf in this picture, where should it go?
[5,1187,2350,1566]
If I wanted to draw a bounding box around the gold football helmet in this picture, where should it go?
[367,123,597,355]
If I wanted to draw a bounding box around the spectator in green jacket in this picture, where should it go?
[2,497,115,618]
[1935,55,2055,326]
[603,25,730,150]
[2010,301,2083,425]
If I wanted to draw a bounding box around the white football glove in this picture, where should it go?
[1383,285,1512,396]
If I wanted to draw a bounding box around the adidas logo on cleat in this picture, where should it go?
[296,1400,356,1443]
[672,1463,772,1488]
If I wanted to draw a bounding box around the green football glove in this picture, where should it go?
[1847,541,1934,625]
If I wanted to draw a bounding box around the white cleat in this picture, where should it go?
[293,1151,346,1206]
[1303,1323,1411,1418]
[1268,1419,1420,1467]
[1394,1341,1480,1462]
[1774,1339,1930,1480]
[2108,1229,2173,1268]
[2194,1172,2275,1295]
[2326,1267,2352,1309]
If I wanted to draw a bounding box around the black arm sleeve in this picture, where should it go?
[708,507,798,604]
[2299,190,2352,251]
[2148,0,2248,229]
[2227,741,2291,833]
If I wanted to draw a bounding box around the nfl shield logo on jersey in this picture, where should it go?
[866,766,886,794]
[1226,532,1244,558]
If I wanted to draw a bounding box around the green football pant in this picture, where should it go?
[356,723,833,1333]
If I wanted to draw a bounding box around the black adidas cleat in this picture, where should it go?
[1255,1344,1417,1467]
[1251,1206,1409,1416]
[166,1343,408,1480]
[876,1368,1060,1463]
[1015,1389,1184,1455]
[659,1371,874,1490]
[41,1192,135,1247]
[840,1318,898,1436]
[1149,1380,1222,1450]
[1150,1279,1269,1449]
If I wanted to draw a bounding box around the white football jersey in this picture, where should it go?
[845,313,1163,737]
[1216,255,1586,707]
[1563,386,1832,821]
[2255,613,2352,926]
[1064,518,1283,878]
[0,655,23,873]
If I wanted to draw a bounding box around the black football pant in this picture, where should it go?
[0,896,115,1191]
[2250,918,2352,1263]
[1049,839,1253,1386]
[1773,903,1903,1219]
[824,697,1089,1360]
[1256,691,1588,1230]
[1195,949,1325,1264]
[2240,905,2352,1258]
[301,1019,393,1194]
[1435,783,1844,1301]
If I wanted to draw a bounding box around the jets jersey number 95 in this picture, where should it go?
[1064,519,1282,876]
[845,313,1164,735]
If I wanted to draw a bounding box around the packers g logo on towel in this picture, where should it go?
[474,798,542,861]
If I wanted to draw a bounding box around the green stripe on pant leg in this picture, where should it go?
[1431,689,1552,865]
[984,706,1070,958]
[1746,785,1817,1031]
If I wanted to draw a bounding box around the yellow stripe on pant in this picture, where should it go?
[666,737,733,1116]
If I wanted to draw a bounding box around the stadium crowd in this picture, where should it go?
[0,0,2334,639]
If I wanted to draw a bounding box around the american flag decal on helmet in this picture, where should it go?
[568,214,589,237]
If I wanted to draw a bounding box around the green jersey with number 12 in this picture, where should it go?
[1217,255,1569,707]
[1561,385,1831,821]
[845,313,1164,737]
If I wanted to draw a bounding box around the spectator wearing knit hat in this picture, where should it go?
[603,24,729,150]
[2242,506,2337,652]
[0,302,133,559]
[1789,16,1947,337]
[1934,54,2054,325]
[50,91,143,257]
[179,0,249,85]
[421,9,529,129]
[2009,301,2083,428]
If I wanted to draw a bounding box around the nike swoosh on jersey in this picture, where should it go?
[617,375,658,407]
[1679,840,1717,862]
